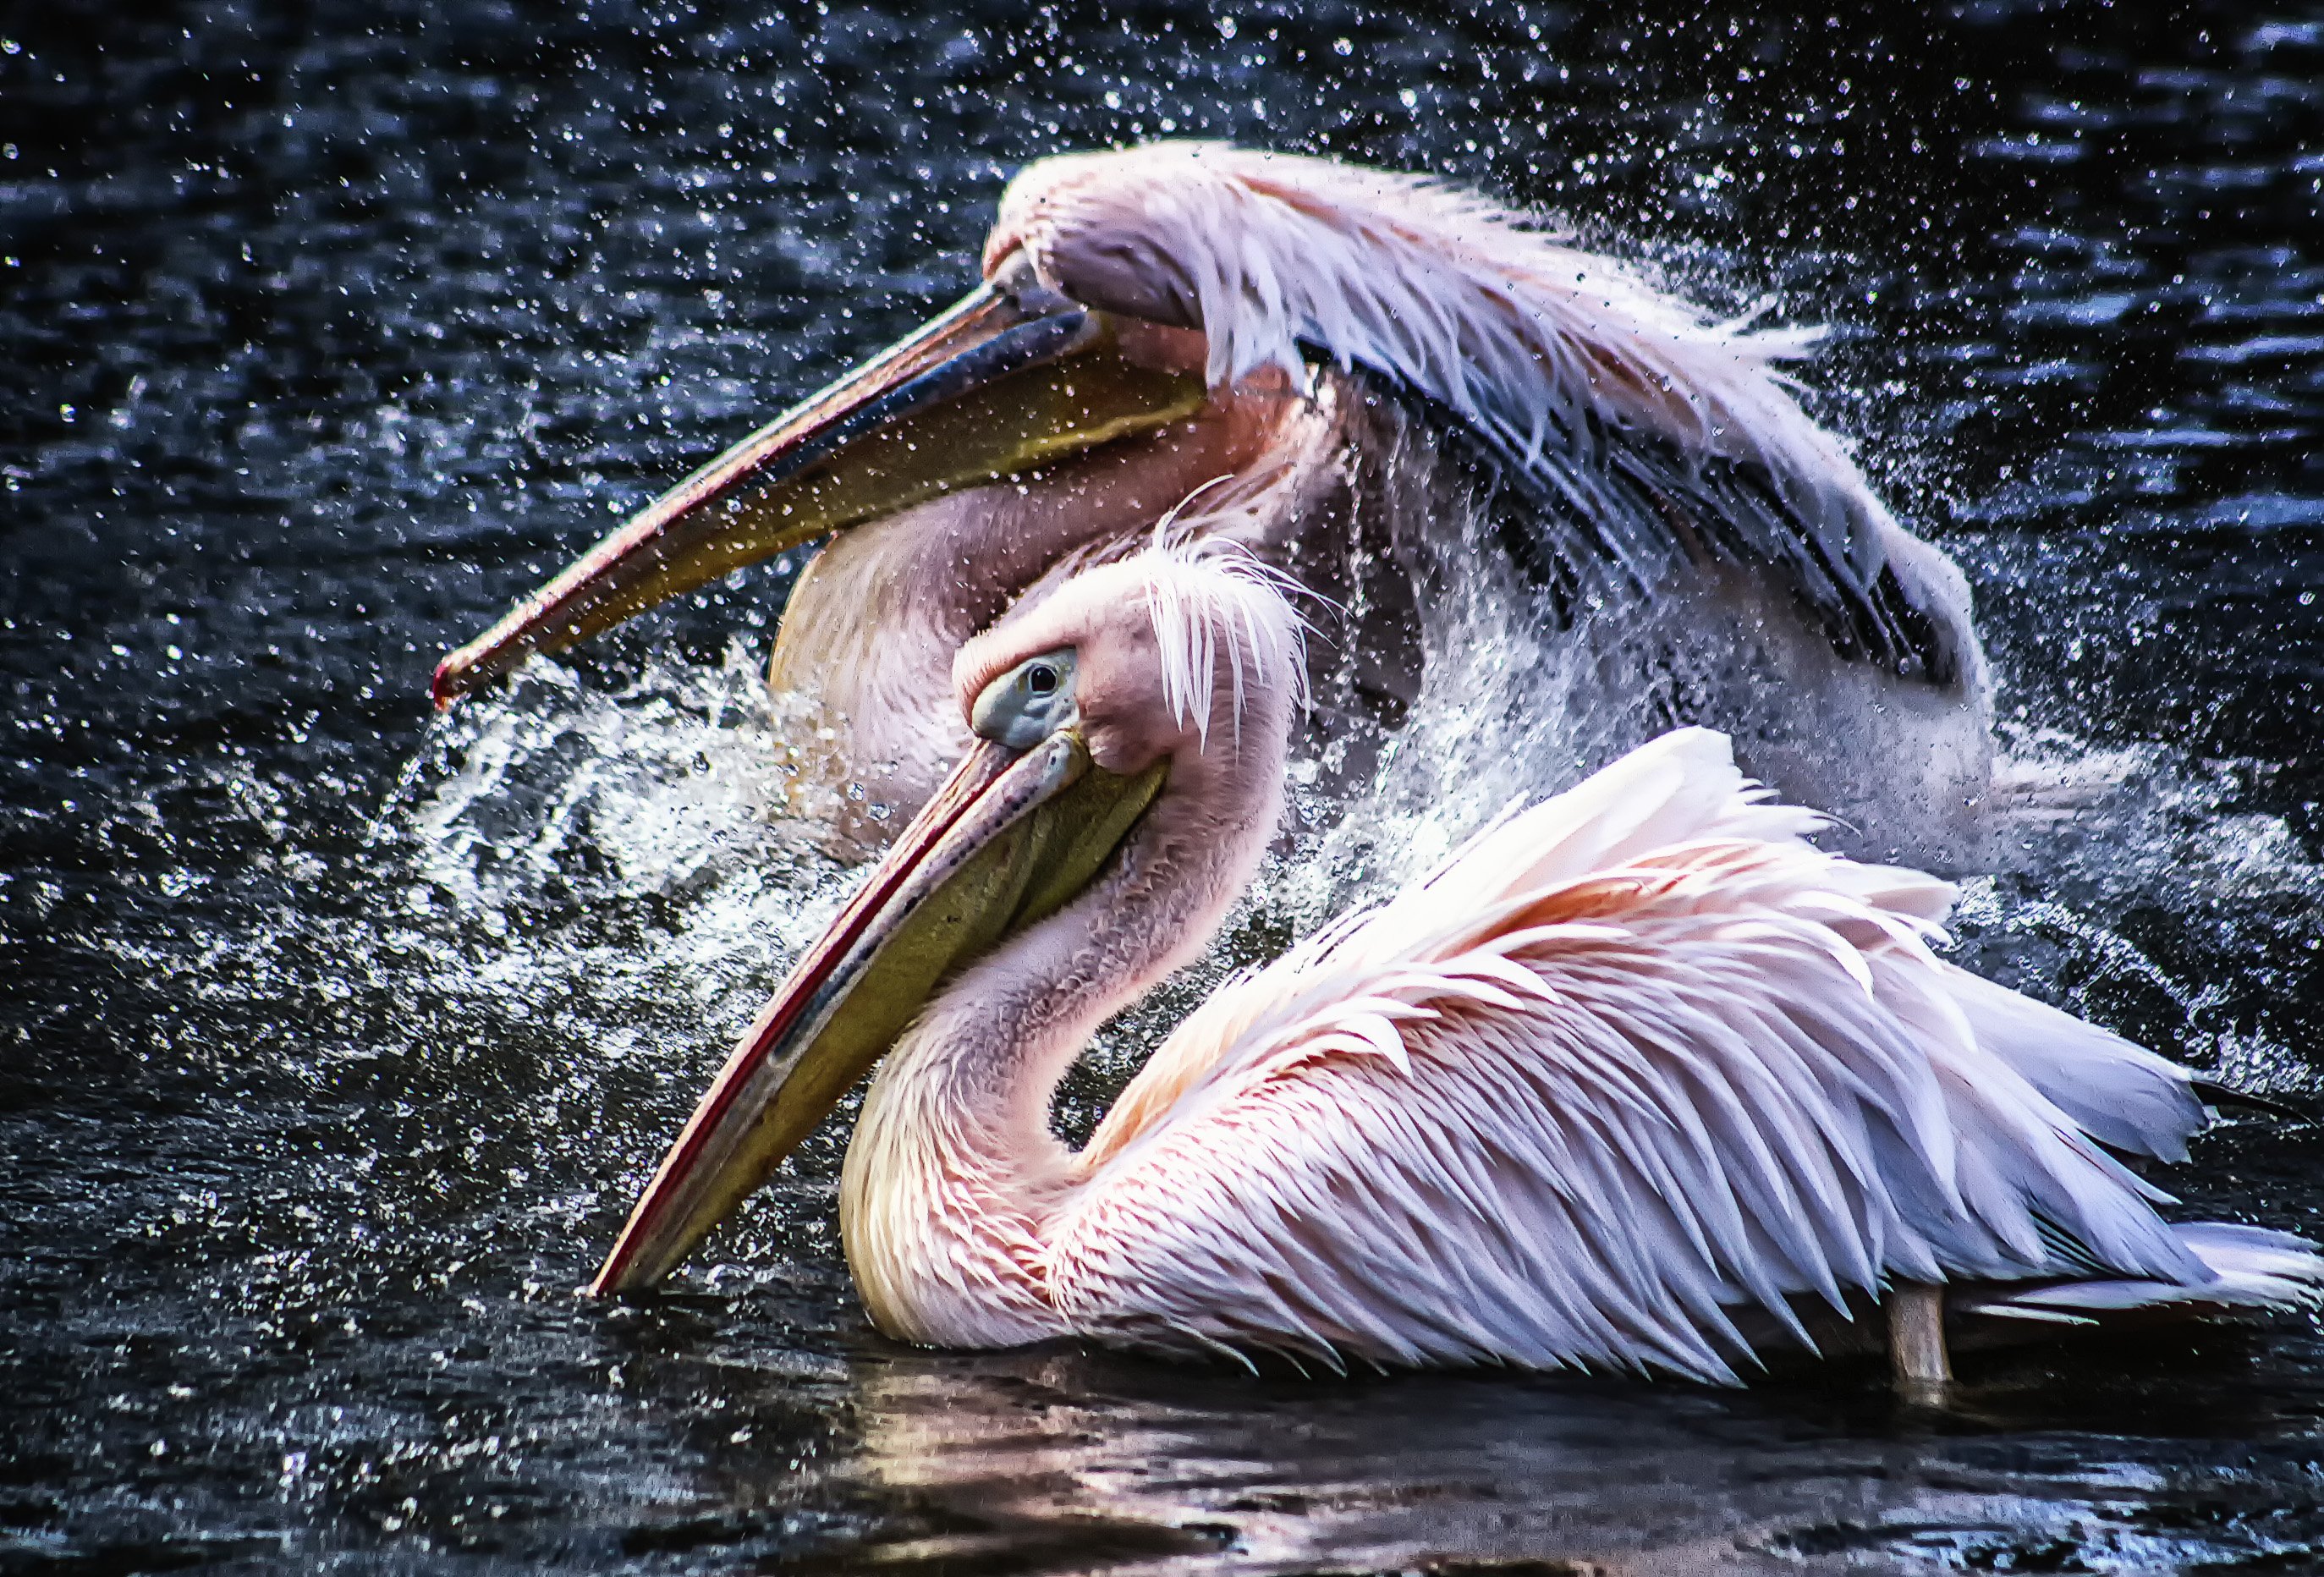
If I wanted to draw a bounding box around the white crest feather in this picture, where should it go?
[1136,536,1309,750]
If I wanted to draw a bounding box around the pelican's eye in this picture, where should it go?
[989,248,1079,317]
[970,649,1080,752]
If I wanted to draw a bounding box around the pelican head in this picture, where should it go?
[590,548,1300,1294]
[437,142,1969,712]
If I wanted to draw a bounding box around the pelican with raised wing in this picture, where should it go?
[434,143,1992,865]
[590,545,2319,1385]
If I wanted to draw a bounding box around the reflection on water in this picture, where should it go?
[597,1327,2324,1574]
[4,0,2324,1571]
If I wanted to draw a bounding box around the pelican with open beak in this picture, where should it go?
[432,142,1993,865]
[587,543,2321,1385]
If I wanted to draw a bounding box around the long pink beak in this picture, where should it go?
[432,286,1204,709]
[590,732,1120,1294]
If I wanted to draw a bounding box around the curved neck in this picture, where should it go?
[839,719,1287,1345]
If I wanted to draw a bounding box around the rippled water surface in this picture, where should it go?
[6,2,2324,1571]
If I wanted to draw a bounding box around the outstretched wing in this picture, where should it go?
[1043,731,2209,1381]
[994,143,1974,682]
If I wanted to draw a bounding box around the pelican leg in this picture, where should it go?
[1886,1282,1952,1400]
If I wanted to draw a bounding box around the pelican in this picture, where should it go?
[433,143,1992,865]
[588,542,2321,1386]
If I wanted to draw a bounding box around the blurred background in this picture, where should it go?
[3,1,2322,1570]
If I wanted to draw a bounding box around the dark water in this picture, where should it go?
[6,1,2324,1570]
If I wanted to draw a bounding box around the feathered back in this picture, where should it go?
[1088,729,1852,1152]
[1051,730,2240,1378]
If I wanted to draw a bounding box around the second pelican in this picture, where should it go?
[589,542,2319,1384]
[435,143,1992,865]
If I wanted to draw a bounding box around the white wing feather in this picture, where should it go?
[995,143,1975,679]
[1044,729,2288,1381]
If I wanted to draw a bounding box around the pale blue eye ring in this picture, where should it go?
[971,649,1080,751]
